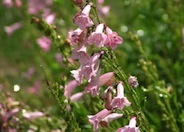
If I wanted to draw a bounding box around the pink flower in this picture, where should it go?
[71,43,90,65]
[36,36,52,52]
[128,76,139,88]
[2,0,13,7]
[116,116,140,132]
[70,92,84,102]
[88,109,111,131]
[98,72,114,87]
[71,52,101,83]
[88,23,107,48]
[14,0,22,7]
[28,81,41,94]
[4,22,22,36]
[23,111,45,120]
[64,80,78,98]
[82,52,101,82]
[2,108,19,122]
[100,113,123,127]
[84,76,100,96]
[105,26,123,49]
[71,66,83,84]
[110,82,131,110]
[68,28,84,45]
[84,72,114,96]
[73,4,94,30]
[28,0,52,14]
[97,0,110,17]
[44,13,55,24]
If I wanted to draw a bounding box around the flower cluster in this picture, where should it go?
[64,1,140,131]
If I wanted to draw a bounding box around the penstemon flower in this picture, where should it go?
[73,4,94,30]
[88,109,112,132]
[68,28,84,45]
[88,23,107,48]
[116,116,140,132]
[23,111,45,120]
[64,80,78,98]
[36,36,52,52]
[110,82,131,110]
[105,26,123,49]
[4,22,22,36]
[71,42,90,65]
[99,113,123,127]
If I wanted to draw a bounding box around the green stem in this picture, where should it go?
[103,48,150,132]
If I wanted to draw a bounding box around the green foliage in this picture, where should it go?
[0,0,184,132]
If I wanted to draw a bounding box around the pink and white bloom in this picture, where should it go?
[68,28,84,45]
[116,116,140,132]
[110,82,131,110]
[128,76,139,88]
[105,26,123,49]
[82,52,101,82]
[71,43,90,65]
[73,4,94,30]
[98,72,114,87]
[23,111,45,120]
[71,52,101,84]
[71,66,83,84]
[84,72,114,96]
[84,76,100,96]
[64,80,78,98]
[88,23,107,47]
[100,113,123,127]
[44,13,56,24]
[36,36,52,52]
[4,22,22,36]
[88,109,111,132]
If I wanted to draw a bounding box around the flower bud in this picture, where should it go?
[128,76,139,88]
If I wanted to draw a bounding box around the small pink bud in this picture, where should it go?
[36,36,52,52]
[23,111,45,120]
[4,22,22,36]
[128,76,139,88]
[70,92,84,102]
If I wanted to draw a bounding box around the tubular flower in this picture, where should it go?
[68,28,84,45]
[110,82,131,110]
[84,76,100,96]
[88,109,112,132]
[105,26,123,49]
[64,80,78,98]
[88,23,107,48]
[73,4,94,30]
[36,36,52,52]
[100,113,123,127]
[71,43,90,65]
[84,72,114,96]
[71,52,100,84]
[116,116,140,132]
[4,22,22,36]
